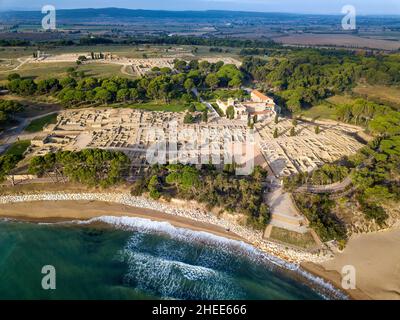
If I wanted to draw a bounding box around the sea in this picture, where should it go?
[0,217,347,300]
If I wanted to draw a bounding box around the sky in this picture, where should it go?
[0,0,400,15]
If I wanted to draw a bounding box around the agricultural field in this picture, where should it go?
[273,33,400,51]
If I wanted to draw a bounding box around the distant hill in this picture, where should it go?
[0,7,336,24]
[0,7,397,30]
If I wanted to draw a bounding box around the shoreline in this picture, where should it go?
[0,200,243,242]
[0,192,349,299]
[0,192,330,264]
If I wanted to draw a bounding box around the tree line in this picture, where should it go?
[131,164,270,230]
[241,49,400,113]
[28,149,130,188]
[0,99,23,126]
[6,61,244,106]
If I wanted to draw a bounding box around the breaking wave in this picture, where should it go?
[75,215,347,300]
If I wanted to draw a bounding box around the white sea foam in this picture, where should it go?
[120,250,243,300]
[79,215,347,300]
[0,191,347,299]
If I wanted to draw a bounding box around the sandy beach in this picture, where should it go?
[2,192,399,300]
[0,200,243,241]
[303,228,400,300]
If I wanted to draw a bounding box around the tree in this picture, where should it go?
[18,79,37,95]
[174,59,187,72]
[183,78,195,93]
[29,149,130,187]
[116,88,130,102]
[228,76,242,88]
[202,110,208,123]
[205,73,219,91]
[94,88,113,104]
[184,112,195,124]
[7,73,20,81]
[292,118,298,127]
[148,175,162,199]
[273,128,278,138]
[226,105,235,119]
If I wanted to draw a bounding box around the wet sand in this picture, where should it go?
[0,200,243,241]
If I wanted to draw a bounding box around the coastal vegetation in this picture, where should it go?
[28,149,130,188]
[288,111,400,233]
[0,154,23,182]
[131,164,270,230]
[283,164,350,190]
[294,194,347,242]
[0,140,31,181]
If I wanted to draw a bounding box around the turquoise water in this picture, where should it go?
[0,217,340,300]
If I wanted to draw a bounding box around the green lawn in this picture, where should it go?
[194,102,207,112]
[296,95,356,120]
[269,227,316,249]
[125,102,188,112]
[5,140,31,157]
[25,113,58,133]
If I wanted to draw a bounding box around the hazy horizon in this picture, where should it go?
[1,0,400,15]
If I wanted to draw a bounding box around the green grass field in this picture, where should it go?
[194,102,207,112]
[5,140,31,157]
[0,61,131,81]
[297,95,355,120]
[25,113,58,133]
[269,227,316,249]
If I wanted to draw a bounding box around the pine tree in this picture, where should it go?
[273,128,278,139]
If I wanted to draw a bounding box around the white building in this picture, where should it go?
[216,98,248,121]
[216,90,280,122]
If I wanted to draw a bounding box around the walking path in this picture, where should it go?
[266,186,309,234]
[296,176,352,194]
